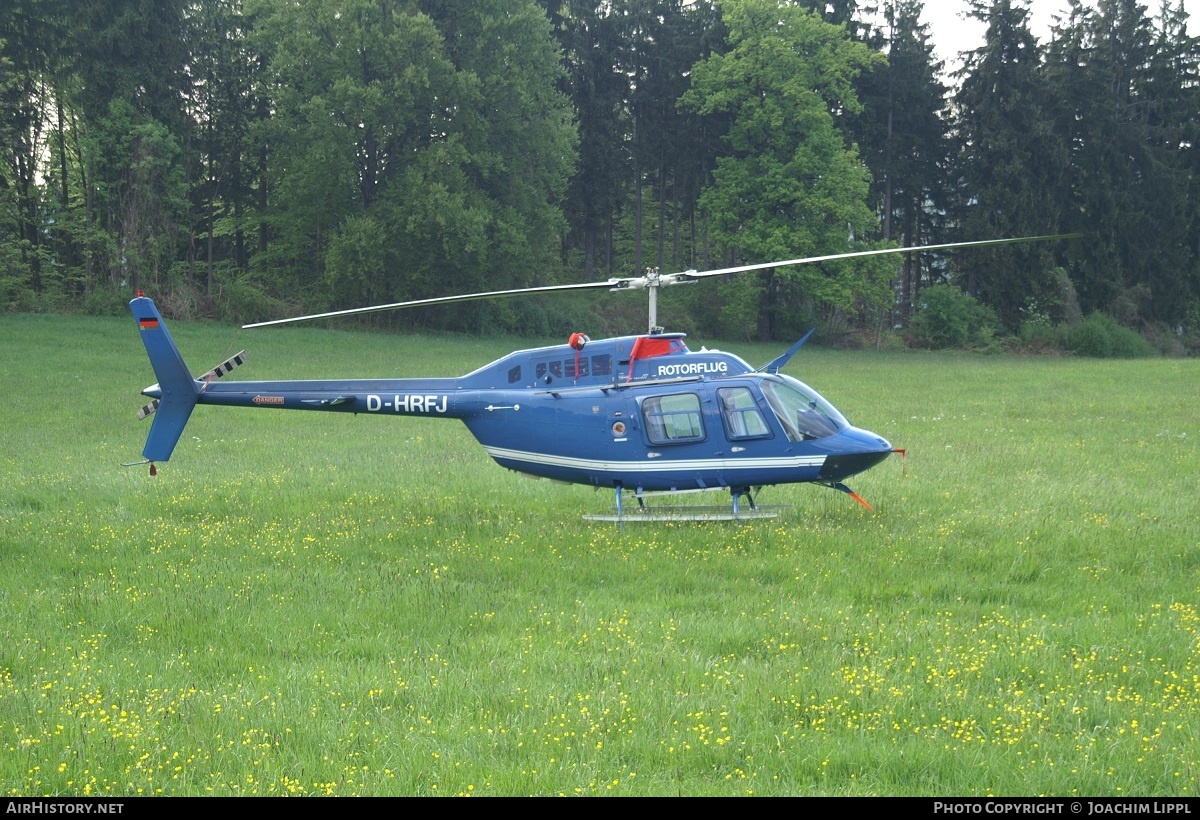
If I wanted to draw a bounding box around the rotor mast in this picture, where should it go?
[648,271,658,333]
[613,267,698,334]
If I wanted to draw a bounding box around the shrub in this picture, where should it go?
[1063,312,1156,358]
[1016,319,1063,354]
[909,285,1003,350]
[80,284,136,317]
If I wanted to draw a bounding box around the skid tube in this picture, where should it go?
[583,485,785,523]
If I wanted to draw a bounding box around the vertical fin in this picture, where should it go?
[131,297,200,463]
[758,328,816,374]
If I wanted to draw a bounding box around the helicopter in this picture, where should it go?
[129,235,1070,521]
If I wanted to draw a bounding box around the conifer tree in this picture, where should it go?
[953,0,1068,330]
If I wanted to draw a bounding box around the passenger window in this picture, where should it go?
[718,387,770,439]
[537,360,563,380]
[642,394,705,444]
[566,356,589,378]
[591,354,612,377]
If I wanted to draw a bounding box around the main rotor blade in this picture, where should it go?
[244,233,1078,329]
[678,234,1080,281]
[242,280,619,328]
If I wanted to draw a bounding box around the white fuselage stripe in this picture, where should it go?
[484,446,826,473]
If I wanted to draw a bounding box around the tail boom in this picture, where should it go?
[131,296,474,464]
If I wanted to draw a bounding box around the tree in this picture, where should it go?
[953,0,1068,331]
[854,1,952,324]
[56,0,193,296]
[550,0,728,290]
[253,0,576,325]
[1046,0,1200,327]
[184,0,262,299]
[546,0,633,278]
[253,0,455,306]
[682,0,886,339]
[624,0,722,277]
[417,0,577,291]
[0,0,73,299]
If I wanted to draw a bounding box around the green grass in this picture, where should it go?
[1,311,1198,796]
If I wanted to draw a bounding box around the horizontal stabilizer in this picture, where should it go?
[138,350,247,420]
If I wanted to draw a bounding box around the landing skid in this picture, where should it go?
[583,486,787,523]
[583,506,785,523]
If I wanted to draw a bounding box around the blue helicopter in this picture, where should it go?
[130,236,1066,520]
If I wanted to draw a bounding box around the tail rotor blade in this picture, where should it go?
[201,350,248,383]
[136,399,160,421]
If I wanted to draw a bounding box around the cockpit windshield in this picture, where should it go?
[761,375,849,441]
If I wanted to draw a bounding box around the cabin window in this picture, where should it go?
[718,387,771,440]
[536,360,563,381]
[761,376,846,441]
[535,354,610,381]
[566,356,589,378]
[508,365,522,384]
[642,393,705,444]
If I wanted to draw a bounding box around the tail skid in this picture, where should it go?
[131,296,200,465]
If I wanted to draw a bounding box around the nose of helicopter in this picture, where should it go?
[816,427,894,482]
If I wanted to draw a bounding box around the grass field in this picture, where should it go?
[1,310,1198,796]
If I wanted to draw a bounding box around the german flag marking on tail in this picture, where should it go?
[139,318,159,330]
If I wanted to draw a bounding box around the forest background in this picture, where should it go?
[2,0,1198,354]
